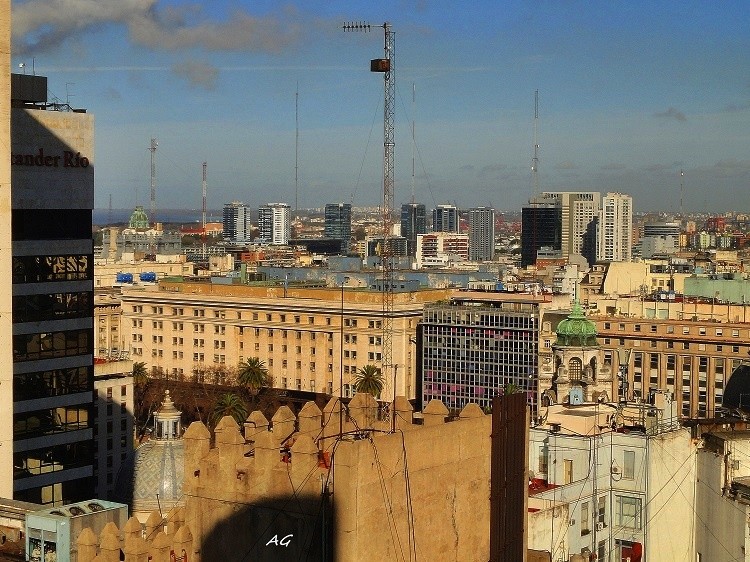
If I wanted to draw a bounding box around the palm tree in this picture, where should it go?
[502,383,522,395]
[237,357,271,392]
[210,393,248,426]
[352,364,384,398]
[132,361,148,387]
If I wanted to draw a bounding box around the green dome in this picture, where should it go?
[554,301,598,347]
[128,206,150,229]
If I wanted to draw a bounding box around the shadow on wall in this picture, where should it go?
[201,494,334,562]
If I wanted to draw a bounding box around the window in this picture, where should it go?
[581,501,590,535]
[666,325,674,334]
[597,496,606,524]
[563,459,573,484]
[616,495,642,529]
[538,445,548,474]
[624,450,635,479]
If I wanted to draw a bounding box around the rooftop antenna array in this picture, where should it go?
[343,20,396,402]
[149,138,158,225]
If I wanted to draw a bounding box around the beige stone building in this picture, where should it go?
[119,281,453,400]
[581,295,750,418]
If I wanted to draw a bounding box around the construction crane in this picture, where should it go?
[343,21,396,401]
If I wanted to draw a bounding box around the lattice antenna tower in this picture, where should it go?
[149,138,158,225]
[343,21,396,402]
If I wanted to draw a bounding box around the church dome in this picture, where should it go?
[554,301,598,347]
[128,206,150,229]
[117,391,185,519]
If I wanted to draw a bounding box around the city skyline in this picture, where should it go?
[11,0,750,213]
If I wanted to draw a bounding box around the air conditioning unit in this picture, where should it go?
[596,522,605,531]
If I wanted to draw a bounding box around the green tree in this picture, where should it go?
[237,357,271,393]
[502,383,522,395]
[352,364,384,398]
[210,393,248,426]
[132,361,148,387]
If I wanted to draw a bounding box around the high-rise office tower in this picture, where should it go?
[521,201,562,267]
[468,207,495,261]
[222,201,251,244]
[522,192,600,266]
[400,203,427,256]
[258,203,291,245]
[0,3,12,498]
[432,204,458,233]
[596,192,633,262]
[10,73,95,505]
[324,202,352,254]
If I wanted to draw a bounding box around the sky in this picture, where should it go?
[11,0,750,214]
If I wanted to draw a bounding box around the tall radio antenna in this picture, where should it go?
[202,162,207,260]
[149,138,158,225]
[411,82,415,204]
[679,169,684,218]
[532,90,539,196]
[295,82,299,218]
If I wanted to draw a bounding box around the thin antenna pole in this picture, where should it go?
[679,169,684,218]
[532,89,539,196]
[149,138,158,225]
[411,82,415,204]
[295,83,299,218]
[202,162,207,260]
[108,193,112,225]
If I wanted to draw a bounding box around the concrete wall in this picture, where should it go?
[0,1,12,498]
[645,428,695,561]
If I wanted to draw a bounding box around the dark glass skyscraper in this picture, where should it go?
[324,203,352,254]
[400,203,426,256]
[521,203,562,267]
[10,74,95,505]
[432,204,458,233]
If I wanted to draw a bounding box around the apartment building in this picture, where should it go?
[528,395,694,561]
[596,192,633,262]
[120,281,452,401]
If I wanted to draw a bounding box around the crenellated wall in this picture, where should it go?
[177,393,492,561]
[75,507,192,562]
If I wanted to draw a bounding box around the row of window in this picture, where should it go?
[13,366,91,402]
[13,292,92,323]
[13,330,91,362]
[13,255,92,284]
[603,321,746,339]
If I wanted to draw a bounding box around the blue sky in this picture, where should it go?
[12,0,750,214]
